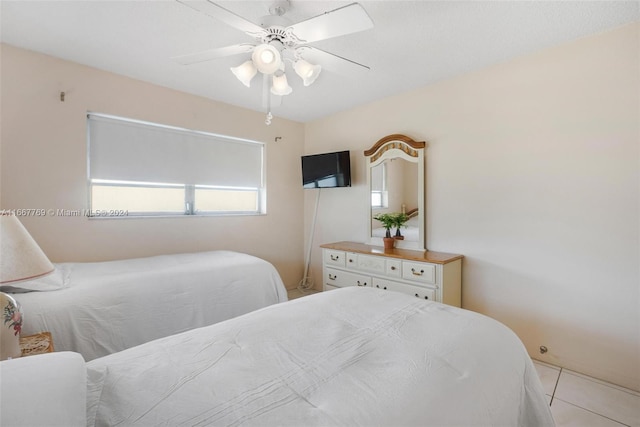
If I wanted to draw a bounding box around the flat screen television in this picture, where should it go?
[301,150,351,189]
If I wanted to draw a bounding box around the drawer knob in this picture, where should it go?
[390,266,396,270]
[424,296,429,300]
[411,268,424,276]
[348,258,354,263]
[383,286,387,290]
[331,255,340,261]
[415,293,419,298]
[329,274,337,280]
[357,281,362,287]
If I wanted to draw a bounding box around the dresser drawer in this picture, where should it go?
[409,284,437,301]
[372,277,437,301]
[386,259,402,278]
[345,252,358,268]
[372,278,436,301]
[356,254,386,274]
[402,261,436,285]
[324,250,346,268]
[325,267,371,289]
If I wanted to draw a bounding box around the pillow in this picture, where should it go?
[0,264,69,293]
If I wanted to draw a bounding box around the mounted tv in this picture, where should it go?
[301,150,351,189]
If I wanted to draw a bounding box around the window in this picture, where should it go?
[87,113,265,217]
[371,162,388,208]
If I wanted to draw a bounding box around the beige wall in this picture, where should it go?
[0,43,305,288]
[304,23,639,391]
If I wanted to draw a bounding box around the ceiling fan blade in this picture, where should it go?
[172,44,254,65]
[288,3,373,44]
[297,46,370,75]
[177,0,265,36]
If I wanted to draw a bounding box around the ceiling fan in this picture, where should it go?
[173,0,374,124]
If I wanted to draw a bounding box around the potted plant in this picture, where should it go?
[393,212,409,240]
[373,213,397,249]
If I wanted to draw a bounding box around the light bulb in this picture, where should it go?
[252,44,281,74]
[260,50,275,64]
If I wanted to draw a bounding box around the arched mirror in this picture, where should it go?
[365,134,426,251]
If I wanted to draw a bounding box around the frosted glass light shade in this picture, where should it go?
[0,214,54,284]
[230,60,257,87]
[251,44,281,74]
[271,73,292,96]
[294,59,321,86]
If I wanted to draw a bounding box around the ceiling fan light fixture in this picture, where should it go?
[252,44,282,74]
[230,60,257,87]
[271,73,292,96]
[294,59,321,86]
[174,1,374,125]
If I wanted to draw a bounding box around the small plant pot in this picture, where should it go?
[383,237,395,250]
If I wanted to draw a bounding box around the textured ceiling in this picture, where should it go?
[1,1,638,123]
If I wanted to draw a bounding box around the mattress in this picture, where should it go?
[11,250,287,361]
[86,287,554,426]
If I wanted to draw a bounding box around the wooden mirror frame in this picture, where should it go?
[365,134,426,251]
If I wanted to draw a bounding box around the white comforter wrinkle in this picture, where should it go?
[191,325,380,426]
[277,302,456,424]
[134,346,236,425]
[287,299,448,423]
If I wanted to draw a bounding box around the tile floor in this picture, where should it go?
[287,289,640,426]
[534,360,640,427]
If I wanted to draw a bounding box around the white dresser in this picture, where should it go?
[320,241,463,307]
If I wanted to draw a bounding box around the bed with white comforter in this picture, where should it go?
[86,287,554,426]
[8,251,287,361]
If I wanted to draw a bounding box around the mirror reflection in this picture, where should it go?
[370,159,419,242]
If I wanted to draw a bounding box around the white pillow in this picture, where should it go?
[0,351,87,426]
[0,265,69,293]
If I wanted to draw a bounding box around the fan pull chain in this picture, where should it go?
[263,72,272,126]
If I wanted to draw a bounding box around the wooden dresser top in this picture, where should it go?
[320,241,463,264]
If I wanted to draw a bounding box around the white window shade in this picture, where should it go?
[371,162,385,192]
[88,114,263,188]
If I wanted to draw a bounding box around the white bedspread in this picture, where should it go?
[13,251,287,361]
[86,287,554,426]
